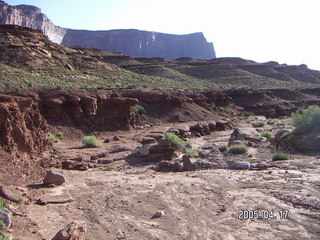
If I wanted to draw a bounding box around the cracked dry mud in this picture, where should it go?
[20,118,320,239]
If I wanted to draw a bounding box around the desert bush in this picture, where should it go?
[272,152,290,161]
[0,233,12,240]
[81,136,101,148]
[261,130,273,139]
[291,105,320,130]
[255,121,265,127]
[165,132,185,148]
[267,119,279,125]
[49,133,59,143]
[132,104,147,117]
[185,148,198,156]
[0,221,5,231]
[228,145,247,154]
[0,201,4,211]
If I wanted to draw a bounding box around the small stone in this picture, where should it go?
[0,185,22,203]
[140,137,156,145]
[113,136,120,141]
[104,138,110,143]
[98,159,113,164]
[138,145,150,155]
[153,211,165,218]
[229,162,250,170]
[43,169,66,186]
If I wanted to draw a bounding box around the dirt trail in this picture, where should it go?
[24,118,320,239]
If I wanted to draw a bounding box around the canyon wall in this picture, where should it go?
[0,0,215,59]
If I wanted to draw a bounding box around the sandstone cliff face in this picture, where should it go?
[0,0,66,43]
[0,1,215,59]
[62,29,216,59]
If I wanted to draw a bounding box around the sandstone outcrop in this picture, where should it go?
[0,93,49,155]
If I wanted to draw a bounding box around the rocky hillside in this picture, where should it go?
[0,0,215,59]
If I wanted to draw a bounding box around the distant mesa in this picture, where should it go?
[0,0,215,59]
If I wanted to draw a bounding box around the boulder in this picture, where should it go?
[51,220,87,240]
[43,170,66,186]
[229,128,246,142]
[182,155,196,171]
[152,161,183,172]
[0,185,22,203]
[0,210,11,228]
[229,162,250,170]
[149,145,175,155]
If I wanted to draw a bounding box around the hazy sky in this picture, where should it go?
[6,0,320,70]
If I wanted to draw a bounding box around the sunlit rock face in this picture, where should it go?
[0,0,66,43]
[0,1,216,59]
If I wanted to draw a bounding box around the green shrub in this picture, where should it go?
[291,105,320,130]
[261,130,273,139]
[49,133,59,143]
[81,136,101,148]
[185,148,198,156]
[0,221,5,231]
[132,104,146,115]
[0,201,5,211]
[165,132,185,148]
[228,145,247,154]
[272,152,290,161]
[0,233,12,240]
[255,121,265,127]
[267,119,279,125]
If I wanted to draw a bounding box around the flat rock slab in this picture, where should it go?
[0,185,22,203]
[36,193,74,205]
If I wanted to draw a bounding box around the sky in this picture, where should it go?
[5,0,320,70]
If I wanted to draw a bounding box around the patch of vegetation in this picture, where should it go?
[132,104,146,115]
[196,157,203,161]
[267,119,279,125]
[81,136,101,148]
[0,233,12,240]
[49,133,59,143]
[0,201,5,211]
[185,148,198,156]
[255,121,266,127]
[261,130,274,139]
[272,152,290,161]
[57,153,65,159]
[228,145,248,154]
[291,105,320,131]
[132,104,147,119]
[165,132,185,148]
